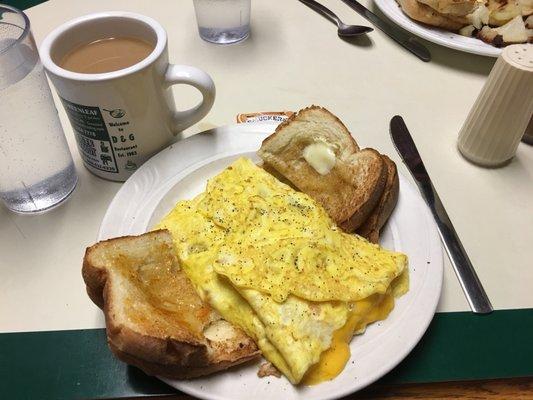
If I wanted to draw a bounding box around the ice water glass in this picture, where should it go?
[193,0,251,44]
[0,5,77,213]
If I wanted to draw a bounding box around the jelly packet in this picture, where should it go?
[236,111,294,124]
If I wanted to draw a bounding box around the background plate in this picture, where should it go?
[98,123,443,400]
[373,0,501,57]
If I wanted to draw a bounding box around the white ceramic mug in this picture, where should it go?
[40,12,215,181]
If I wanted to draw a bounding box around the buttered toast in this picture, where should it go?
[258,106,387,231]
[354,155,399,242]
[82,230,259,379]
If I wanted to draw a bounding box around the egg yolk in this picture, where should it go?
[302,294,395,385]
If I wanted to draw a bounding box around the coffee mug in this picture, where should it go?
[40,12,215,181]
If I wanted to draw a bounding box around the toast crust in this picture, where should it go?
[82,230,259,379]
[337,150,388,232]
[356,155,400,242]
[262,105,360,155]
[259,106,386,226]
[109,342,257,379]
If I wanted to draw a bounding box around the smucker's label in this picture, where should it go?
[236,111,294,124]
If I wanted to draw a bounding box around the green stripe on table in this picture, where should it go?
[385,309,533,382]
[2,0,47,10]
[1,309,533,400]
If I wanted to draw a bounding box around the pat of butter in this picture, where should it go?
[303,143,336,175]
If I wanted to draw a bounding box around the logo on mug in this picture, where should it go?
[103,108,126,119]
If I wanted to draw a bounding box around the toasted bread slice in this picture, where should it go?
[257,161,296,189]
[258,106,386,227]
[417,0,477,17]
[82,230,259,379]
[355,155,400,243]
[396,0,469,30]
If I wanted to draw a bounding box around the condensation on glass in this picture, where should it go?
[0,4,77,213]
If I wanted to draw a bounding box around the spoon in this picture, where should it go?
[299,0,373,37]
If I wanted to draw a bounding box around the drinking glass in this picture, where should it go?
[0,4,77,213]
[193,0,251,44]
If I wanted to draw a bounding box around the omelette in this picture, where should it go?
[155,157,408,385]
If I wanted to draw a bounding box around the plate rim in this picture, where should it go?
[98,122,443,400]
[373,0,501,58]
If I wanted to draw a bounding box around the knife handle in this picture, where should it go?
[400,37,431,63]
[418,179,493,314]
[340,0,430,62]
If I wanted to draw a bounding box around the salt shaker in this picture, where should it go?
[457,44,533,167]
[522,116,533,145]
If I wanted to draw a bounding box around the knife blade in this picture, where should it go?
[340,0,431,62]
[390,115,493,314]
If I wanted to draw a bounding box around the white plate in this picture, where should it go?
[98,122,443,400]
[373,0,501,57]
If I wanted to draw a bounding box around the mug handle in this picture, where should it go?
[164,64,216,133]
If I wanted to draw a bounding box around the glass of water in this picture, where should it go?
[0,4,77,213]
[193,0,251,44]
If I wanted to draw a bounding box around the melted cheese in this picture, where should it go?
[302,294,395,385]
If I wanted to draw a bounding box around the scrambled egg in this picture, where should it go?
[155,157,408,384]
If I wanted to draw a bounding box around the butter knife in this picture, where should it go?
[390,116,493,314]
[340,0,430,62]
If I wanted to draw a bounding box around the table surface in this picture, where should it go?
[136,378,533,399]
[1,0,532,399]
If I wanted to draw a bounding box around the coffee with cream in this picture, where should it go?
[59,36,153,74]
